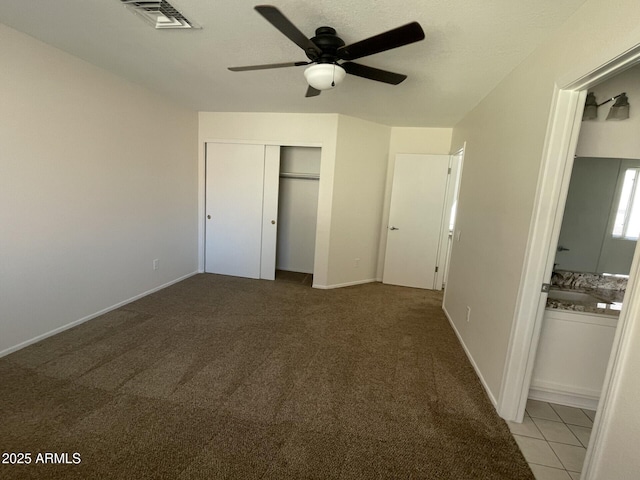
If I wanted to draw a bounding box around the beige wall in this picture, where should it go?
[330,115,391,286]
[445,0,640,476]
[377,127,453,278]
[389,127,454,155]
[0,25,198,355]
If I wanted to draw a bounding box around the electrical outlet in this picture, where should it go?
[153,259,159,270]
[354,258,360,268]
[466,306,471,322]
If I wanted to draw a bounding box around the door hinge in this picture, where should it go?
[541,283,551,293]
[448,167,451,174]
[435,266,439,273]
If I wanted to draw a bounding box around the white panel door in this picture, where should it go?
[205,143,265,279]
[260,145,281,280]
[383,154,450,289]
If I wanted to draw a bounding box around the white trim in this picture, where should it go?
[442,304,497,407]
[434,154,454,289]
[498,87,584,422]
[440,144,465,291]
[528,384,599,411]
[584,240,640,479]
[0,271,198,359]
[557,45,640,92]
[313,278,377,290]
[544,308,618,328]
[199,138,323,148]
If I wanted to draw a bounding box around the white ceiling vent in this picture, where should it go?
[120,1,201,29]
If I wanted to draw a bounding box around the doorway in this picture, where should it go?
[276,146,320,282]
[523,67,640,474]
[438,146,465,290]
[528,157,635,410]
[501,48,640,479]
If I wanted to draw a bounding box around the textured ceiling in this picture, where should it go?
[0,0,588,126]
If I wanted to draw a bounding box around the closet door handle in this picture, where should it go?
[389,226,399,231]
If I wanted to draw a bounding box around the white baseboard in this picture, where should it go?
[313,278,377,289]
[442,305,498,407]
[529,382,600,410]
[0,271,198,359]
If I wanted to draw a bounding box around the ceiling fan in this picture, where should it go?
[228,5,425,97]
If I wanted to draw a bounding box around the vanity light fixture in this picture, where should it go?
[582,91,630,121]
[582,92,598,120]
[606,93,630,120]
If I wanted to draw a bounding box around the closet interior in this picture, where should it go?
[276,146,320,278]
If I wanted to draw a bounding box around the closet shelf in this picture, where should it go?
[279,172,320,180]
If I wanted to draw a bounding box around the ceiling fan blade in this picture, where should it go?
[228,61,311,72]
[342,62,407,85]
[337,22,425,61]
[305,85,321,97]
[255,5,322,59]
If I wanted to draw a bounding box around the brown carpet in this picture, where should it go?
[0,274,533,479]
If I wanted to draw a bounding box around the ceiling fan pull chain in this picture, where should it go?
[331,64,336,87]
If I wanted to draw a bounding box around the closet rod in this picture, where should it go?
[279,172,320,180]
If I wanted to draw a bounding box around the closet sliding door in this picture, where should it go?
[205,143,279,279]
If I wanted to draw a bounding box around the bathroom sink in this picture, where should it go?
[547,289,602,303]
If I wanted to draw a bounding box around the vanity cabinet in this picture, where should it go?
[530,308,617,409]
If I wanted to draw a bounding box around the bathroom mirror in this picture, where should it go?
[555,157,640,275]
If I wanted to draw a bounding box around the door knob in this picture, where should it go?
[207,215,211,220]
[389,226,399,230]
[271,220,276,225]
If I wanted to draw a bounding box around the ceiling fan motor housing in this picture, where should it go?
[308,26,345,63]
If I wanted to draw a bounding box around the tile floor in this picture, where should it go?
[508,399,595,480]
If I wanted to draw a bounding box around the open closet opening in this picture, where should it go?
[275,146,321,286]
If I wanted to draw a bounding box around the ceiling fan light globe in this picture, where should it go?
[304,64,346,90]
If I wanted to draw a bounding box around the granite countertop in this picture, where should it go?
[546,286,623,317]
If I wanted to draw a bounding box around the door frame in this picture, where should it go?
[498,46,640,478]
[436,144,465,290]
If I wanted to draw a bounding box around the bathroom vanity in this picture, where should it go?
[529,271,625,410]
